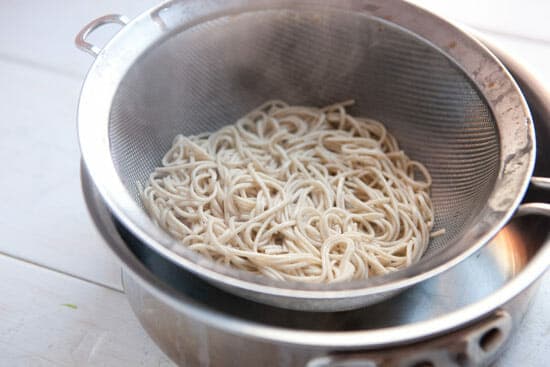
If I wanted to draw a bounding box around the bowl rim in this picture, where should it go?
[82,161,550,348]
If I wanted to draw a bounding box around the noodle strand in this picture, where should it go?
[141,101,439,283]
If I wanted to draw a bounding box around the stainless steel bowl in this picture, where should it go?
[76,0,549,311]
[81,42,550,366]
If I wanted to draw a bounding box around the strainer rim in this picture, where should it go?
[77,0,535,302]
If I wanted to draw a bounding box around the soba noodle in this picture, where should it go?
[141,100,440,283]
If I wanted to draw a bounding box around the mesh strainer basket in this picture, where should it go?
[76,0,538,311]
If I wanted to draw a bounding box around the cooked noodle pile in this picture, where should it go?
[141,100,440,283]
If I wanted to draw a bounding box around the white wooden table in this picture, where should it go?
[0,1,547,365]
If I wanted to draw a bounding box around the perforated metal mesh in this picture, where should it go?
[109,9,499,258]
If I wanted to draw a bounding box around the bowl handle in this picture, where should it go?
[305,311,512,367]
[75,14,129,57]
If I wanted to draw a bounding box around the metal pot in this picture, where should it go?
[81,43,550,366]
[76,0,549,312]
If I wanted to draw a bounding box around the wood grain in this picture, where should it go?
[0,254,174,366]
[409,0,550,42]
[0,59,123,291]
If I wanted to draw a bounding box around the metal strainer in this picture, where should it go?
[76,0,544,311]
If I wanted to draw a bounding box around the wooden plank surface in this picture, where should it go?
[0,253,174,366]
[0,0,158,79]
[409,0,550,42]
[0,59,123,291]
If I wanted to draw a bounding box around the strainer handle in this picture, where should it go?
[530,176,550,190]
[75,14,129,57]
[516,176,550,217]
